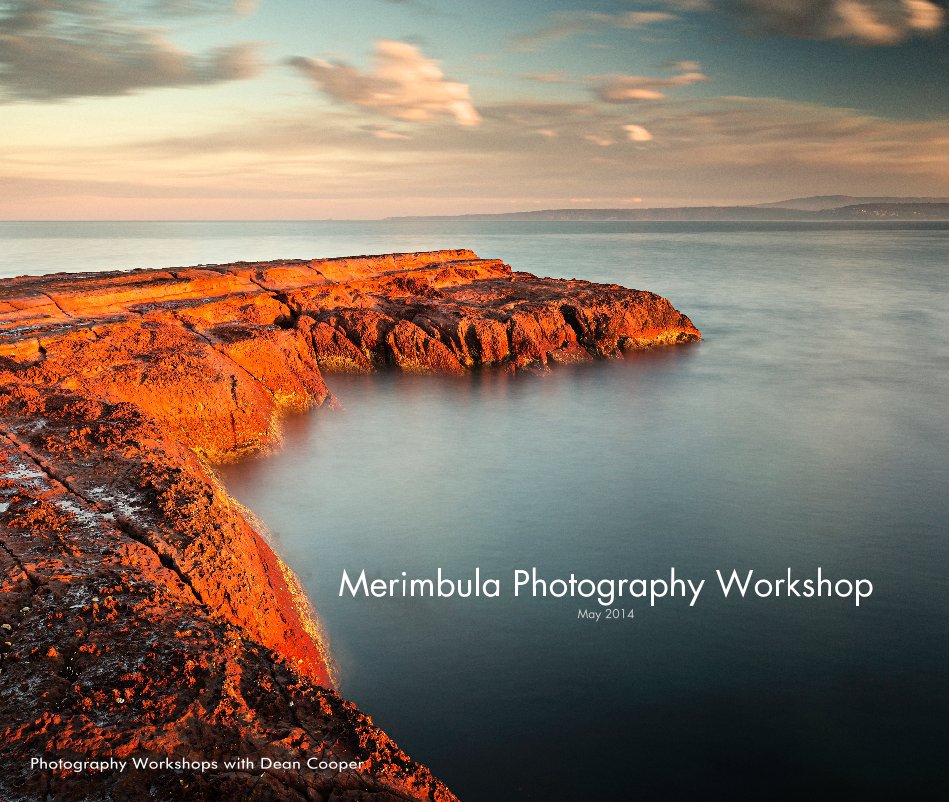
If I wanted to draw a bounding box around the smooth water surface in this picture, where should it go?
[5,222,947,799]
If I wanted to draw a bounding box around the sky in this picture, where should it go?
[1,0,947,218]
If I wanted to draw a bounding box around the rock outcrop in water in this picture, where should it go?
[0,249,699,801]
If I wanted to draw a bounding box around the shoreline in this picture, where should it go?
[0,249,698,800]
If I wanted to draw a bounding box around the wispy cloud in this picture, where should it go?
[658,0,713,9]
[363,124,413,140]
[572,0,948,45]
[624,123,654,141]
[663,59,703,72]
[596,71,709,102]
[585,134,616,146]
[728,0,945,45]
[0,0,261,101]
[513,10,676,50]
[4,95,947,216]
[521,71,575,84]
[150,0,258,17]
[289,40,480,126]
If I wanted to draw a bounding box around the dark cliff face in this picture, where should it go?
[0,250,699,801]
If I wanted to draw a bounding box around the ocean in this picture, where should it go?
[3,221,947,799]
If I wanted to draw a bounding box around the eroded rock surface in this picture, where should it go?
[0,250,699,800]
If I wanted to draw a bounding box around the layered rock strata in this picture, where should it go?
[0,249,699,800]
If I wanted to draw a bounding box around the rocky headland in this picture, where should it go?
[0,249,699,801]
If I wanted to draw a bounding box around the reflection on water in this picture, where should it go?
[216,225,949,800]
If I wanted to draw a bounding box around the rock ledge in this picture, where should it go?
[0,250,699,800]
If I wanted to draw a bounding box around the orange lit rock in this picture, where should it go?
[0,249,699,801]
[386,319,464,375]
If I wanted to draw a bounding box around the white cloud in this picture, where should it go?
[624,124,654,142]
[289,40,480,127]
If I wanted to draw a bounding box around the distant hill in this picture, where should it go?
[756,195,949,211]
[389,200,949,222]
[391,207,808,222]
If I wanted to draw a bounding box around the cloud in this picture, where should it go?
[151,0,257,16]
[658,0,713,9]
[612,0,946,45]
[364,125,413,140]
[5,94,947,217]
[0,0,261,101]
[636,96,949,186]
[521,71,574,84]
[473,96,949,195]
[624,124,654,141]
[513,10,676,49]
[728,0,946,45]
[596,71,710,102]
[585,134,616,146]
[663,60,703,71]
[289,40,480,126]
[901,0,944,30]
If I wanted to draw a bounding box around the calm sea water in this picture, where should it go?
[3,222,947,799]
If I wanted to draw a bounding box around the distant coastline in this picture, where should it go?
[389,196,949,222]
